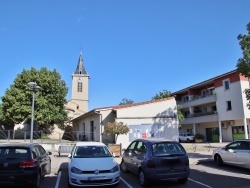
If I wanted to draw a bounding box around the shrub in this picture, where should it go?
[195,133,205,140]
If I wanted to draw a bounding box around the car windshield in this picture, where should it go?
[0,147,29,159]
[152,142,186,157]
[73,146,112,158]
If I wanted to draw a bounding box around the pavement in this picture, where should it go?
[181,142,229,165]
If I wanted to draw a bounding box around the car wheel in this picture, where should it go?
[215,154,223,166]
[120,160,129,173]
[187,138,190,143]
[32,172,41,188]
[179,139,181,143]
[178,177,188,184]
[139,169,149,186]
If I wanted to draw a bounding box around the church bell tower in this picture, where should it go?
[71,52,89,113]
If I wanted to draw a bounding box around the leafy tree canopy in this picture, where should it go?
[119,98,134,105]
[0,67,69,131]
[236,22,250,77]
[236,22,250,109]
[152,90,171,100]
[104,121,130,143]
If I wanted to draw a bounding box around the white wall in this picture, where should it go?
[115,98,179,148]
[216,81,245,120]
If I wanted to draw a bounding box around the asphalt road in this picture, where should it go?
[40,151,250,188]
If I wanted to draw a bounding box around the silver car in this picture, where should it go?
[212,139,250,169]
[120,138,190,186]
[179,132,195,143]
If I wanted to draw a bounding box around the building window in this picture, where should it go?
[182,95,189,102]
[82,123,85,135]
[184,111,190,118]
[227,101,232,111]
[77,82,82,92]
[223,79,230,90]
[201,89,206,97]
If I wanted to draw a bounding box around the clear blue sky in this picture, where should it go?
[1,1,250,111]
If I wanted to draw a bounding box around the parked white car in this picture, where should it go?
[68,142,120,187]
[212,140,250,169]
[179,133,195,143]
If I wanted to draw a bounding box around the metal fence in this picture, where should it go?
[0,130,113,144]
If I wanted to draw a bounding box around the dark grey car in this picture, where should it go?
[120,138,190,186]
[0,143,51,188]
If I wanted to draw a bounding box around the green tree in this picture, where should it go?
[152,90,184,124]
[104,121,130,143]
[177,104,184,123]
[0,67,69,133]
[236,22,250,109]
[152,90,171,100]
[119,98,134,105]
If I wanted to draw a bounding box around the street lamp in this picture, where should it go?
[27,82,41,143]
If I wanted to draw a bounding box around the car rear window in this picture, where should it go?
[73,146,112,158]
[152,142,186,157]
[0,147,29,159]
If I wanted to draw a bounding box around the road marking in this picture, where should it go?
[55,171,61,188]
[120,177,133,188]
[189,178,213,188]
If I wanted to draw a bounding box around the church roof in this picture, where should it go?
[74,52,87,74]
[70,97,175,122]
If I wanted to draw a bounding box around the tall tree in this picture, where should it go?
[0,67,69,132]
[119,98,134,105]
[104,121,130,143]
[152,90,171,100]
[236,22,250,109]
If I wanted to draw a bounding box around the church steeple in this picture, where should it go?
[74,52,87,74]
[71,52,89,113]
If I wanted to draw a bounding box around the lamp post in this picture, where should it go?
[27,82,41,143]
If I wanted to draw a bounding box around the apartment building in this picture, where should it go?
[172,70,250,143]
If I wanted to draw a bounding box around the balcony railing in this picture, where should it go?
[178,94,217,108]
[181,111,218,124]
[189,111,217,118]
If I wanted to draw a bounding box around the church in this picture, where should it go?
[65,52,89,120]
[66,53,179,148]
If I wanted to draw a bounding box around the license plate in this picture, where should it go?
[88,176,105,181]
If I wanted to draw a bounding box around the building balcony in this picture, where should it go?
[178,94,217,109]
[181,111,218,124]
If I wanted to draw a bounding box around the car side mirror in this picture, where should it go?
[47,151,52,155]
[68,153,72,158]
[112,153,116,157]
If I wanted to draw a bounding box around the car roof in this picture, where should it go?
[0,143,37,147]
[133,138,175,144]
[234,139,250,142]
[75,141,106,146]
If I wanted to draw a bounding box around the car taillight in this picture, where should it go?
[20,161,36,168]
[146,160,155,168]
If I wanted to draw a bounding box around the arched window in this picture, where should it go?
[77,82,82,92]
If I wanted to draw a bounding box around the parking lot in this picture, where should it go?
[38,143,250,188]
